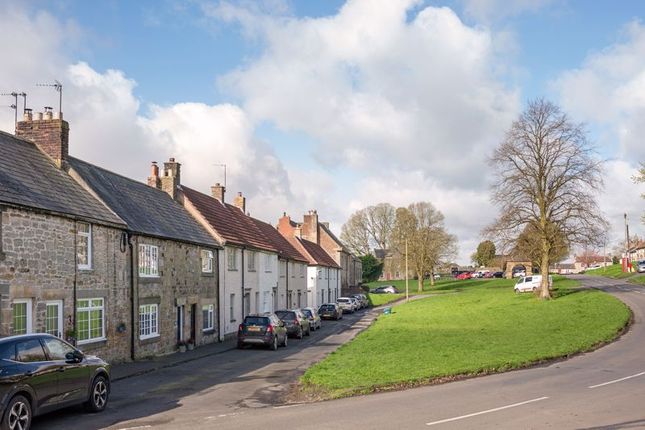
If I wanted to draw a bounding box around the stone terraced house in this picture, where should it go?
[0,115,130,363]
[71,158,221,358]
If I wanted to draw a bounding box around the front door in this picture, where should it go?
[177,305,184,343]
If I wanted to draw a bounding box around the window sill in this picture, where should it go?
[78,266,93,272]
[227,268,238,272]
[78,337,107,348]
[247,269,256,272]
[202,328,215,335]
[139,335,160,345]
[201,272,215,277]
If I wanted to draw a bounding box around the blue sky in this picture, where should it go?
[1,0,644,263]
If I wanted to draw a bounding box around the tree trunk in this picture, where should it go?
[417,274,423,292]
[539,237,552,299]
[429,266,435,287]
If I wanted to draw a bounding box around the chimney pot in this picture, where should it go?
[169,157,175,162]
[54,111,63,120]
[35,112,43,120]
[147,162,161,189]
[234,192,246,213]
[44,111,53,120]
[211,183,226,202]
[23,110,32,121]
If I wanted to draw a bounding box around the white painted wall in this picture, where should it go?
[222,246,243,336]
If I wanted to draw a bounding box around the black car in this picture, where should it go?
[318,303,343,320]
[237,313,288,350]
[275,309,311,339]
[0,334,110,430]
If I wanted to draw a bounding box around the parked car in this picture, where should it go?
[0,334,111,430]
[337,297,355,313]
[237,313,288,350]
[492,271,504,278]
[471,271,481,278]
[514,275,553,293]
[456,272,472,280]
[351,294,369,308]
[637,260,645,273]
[275,309,311,339]
[318,303,343,320]
[372,285,400,294]
[302,307,322,331]
[349,297,360,311]
[512,270,526,278]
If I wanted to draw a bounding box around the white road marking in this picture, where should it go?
[425,397,549,426]
[588,371,645,389]
[115,426,152,430]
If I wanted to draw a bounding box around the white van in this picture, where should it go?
[514,275,553,293]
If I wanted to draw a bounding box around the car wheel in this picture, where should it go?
[514,288,520,294]
[270,336,278,351]
[532,287,537,292]
[85,375,110,412]
[281,334,288,347]
[305,327,311,336]
[3,394,31,430]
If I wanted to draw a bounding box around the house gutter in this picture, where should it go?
[241,247,245,319]
[285,258,289,309]
[128,232,136,361]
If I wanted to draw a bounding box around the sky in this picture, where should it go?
[1,0,644,264]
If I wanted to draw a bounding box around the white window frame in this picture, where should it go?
[247,251,256,271]
[45,300,63,338]
[139,304,159,340]
[77,222,92,270]
[201,249,213,273]
[12,299,32,335]
[203,304,214,331]
[138,244,159,277]
[77,298,105,344]
[265,254,272,272]
[227,248,237,271]
[300,264,305,277]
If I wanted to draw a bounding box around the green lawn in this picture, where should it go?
[586,263,645,285]
[302,278,629,398]
[367,293,405,307]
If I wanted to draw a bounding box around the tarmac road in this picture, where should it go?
[33,276,645,429]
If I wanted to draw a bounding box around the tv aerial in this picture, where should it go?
[36,80,62,114]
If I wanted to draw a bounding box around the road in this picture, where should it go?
[34,276,645,429]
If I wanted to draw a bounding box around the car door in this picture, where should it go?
[41,337,90,405]
[14,338,60,412]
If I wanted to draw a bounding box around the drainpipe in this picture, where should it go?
[285,258,289,309]
[216,247,221,342]
[241,248,245,319]
[327,267,330,303]
[128,232,136,361]
[72,221,78,347]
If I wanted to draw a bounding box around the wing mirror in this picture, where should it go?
[65,350,84,363]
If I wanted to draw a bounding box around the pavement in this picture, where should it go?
[111,337,238,381]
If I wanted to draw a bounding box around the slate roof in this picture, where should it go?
[0,131,124,227]
[249,218,308,263]
[69,158,218,247]
[181,186,278,252]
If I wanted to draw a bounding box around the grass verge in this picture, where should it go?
[299,278,629,400]
[586,263,645,285]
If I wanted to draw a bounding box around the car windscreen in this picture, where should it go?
[244,317,269,326]
[275,311,296,320]
[319,305,334,311]
[302,309,313,318]
[338,298,349,303]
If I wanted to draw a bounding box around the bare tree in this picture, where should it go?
[392,202,457,291]
[340,210,371,256]
[340,203,396,255]
[486,99,608,299]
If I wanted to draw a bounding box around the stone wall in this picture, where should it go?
[132,235,218,360]
[0,207,131,363]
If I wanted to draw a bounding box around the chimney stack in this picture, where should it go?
[16,108,69,169]
[211,183,225,202]
[147,161,161,189]
[302,210,319,244]
[234,192,246,214]
[160,157,181,200]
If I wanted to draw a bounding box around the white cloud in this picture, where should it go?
[0,3,299,228]
[555,21,645,164]
[211,0,520,190]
